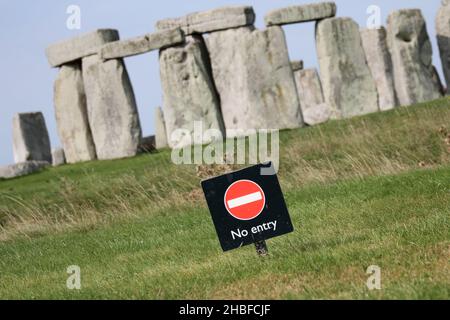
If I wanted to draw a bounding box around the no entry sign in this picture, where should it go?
[201,162,294,252]
[224,180,265,220]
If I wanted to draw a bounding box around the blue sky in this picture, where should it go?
[0,0,443,165]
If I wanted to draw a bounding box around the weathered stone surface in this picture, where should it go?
[206,26,303,136]
[387,9,442,106]
[156,6,255,35]
[0,161,49,179]
[316,18,379,118]
[436,2,450,94]
[360,27,398,111]
[160,35,224,148]
[82,55,142,159]
[155,107,168,149]
[52,148,66,167]
[294,68,330,125]
[100,28,185,60]
[54,62,96,163]
[12,112,52,163]
[291,60,304,71]
[264,2,336,26]
[46,29,119,67]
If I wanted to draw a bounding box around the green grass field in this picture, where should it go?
[0,99,449,299]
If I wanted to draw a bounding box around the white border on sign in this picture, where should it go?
[223,179,266,221]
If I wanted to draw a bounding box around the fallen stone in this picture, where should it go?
[82,54,142,160]
[100,28,185,60]
[206,26,303,136]
[54,62,97,163]
[264,2,336,26]
[316,17,379,118]
[12,112,52,163]
[0,161,50,180]
[52,148,66,167]
[294,68,330,125]
[360,27,398,111]
[436,2,450,94]
[155,107,168,149]
[46,29,119,67]
[291,60,304,71]
[387,9,442,106]
[160,35,224,148]
[156,6,255,35]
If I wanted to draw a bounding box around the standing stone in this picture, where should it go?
[264,2,337,26]
[159,35,224,148]
[294,68,330,125]
[54,62,96,163]
[436,2,450,94]
[387,9,442,106]
[206,26,303,136]
[12,112,52,163]
[52,148,66,167]
[360,27,398,111]
[156,6,255,35]
[82,55,142,160]
[316,18,379,118]
[155,107,168,149]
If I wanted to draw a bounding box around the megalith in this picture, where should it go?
[159,35,224,148]
[436,1,450,94]
[82,54,142,160]
[155,107,168,149]
[52,148,66,167]
[54,62,96,163]
[387,9,442,106]
[264,2,336,26]
[0,161,50,179]
[294,68,330,125]
[316,17,379,118]
[360,27,398,111]
[46,29,119,67]
[12,112,52,163]
[156,6,255,35]
[206,26,303,136]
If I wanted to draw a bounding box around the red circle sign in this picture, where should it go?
[224,180,266,220]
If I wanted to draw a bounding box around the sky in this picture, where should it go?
[0,0,443,165]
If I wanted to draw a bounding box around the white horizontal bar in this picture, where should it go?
[227,191,262,209]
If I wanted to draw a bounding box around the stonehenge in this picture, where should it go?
[436,1,450,94]
[54,62,96,163]
[316,17,379,119]
[3,2,450,179]
[294,68,330,126]
[264,2,337,26]
[52,148,66,167]
[82,54,142,160]
[387,9,442,106]
[360,27,398,111]
[12,112,52,163]
[100,28,184,60]
[155,107,168,150]
[46,29,119,67]
[0,161,50,179]
[156,6,255,35]
[159,35,224,148]
[206,26,303,135]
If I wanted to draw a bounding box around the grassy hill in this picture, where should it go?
[0,98,449,299]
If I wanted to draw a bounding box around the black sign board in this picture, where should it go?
[201,162,294,252]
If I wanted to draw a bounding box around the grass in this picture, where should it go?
[0,98,449,299]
